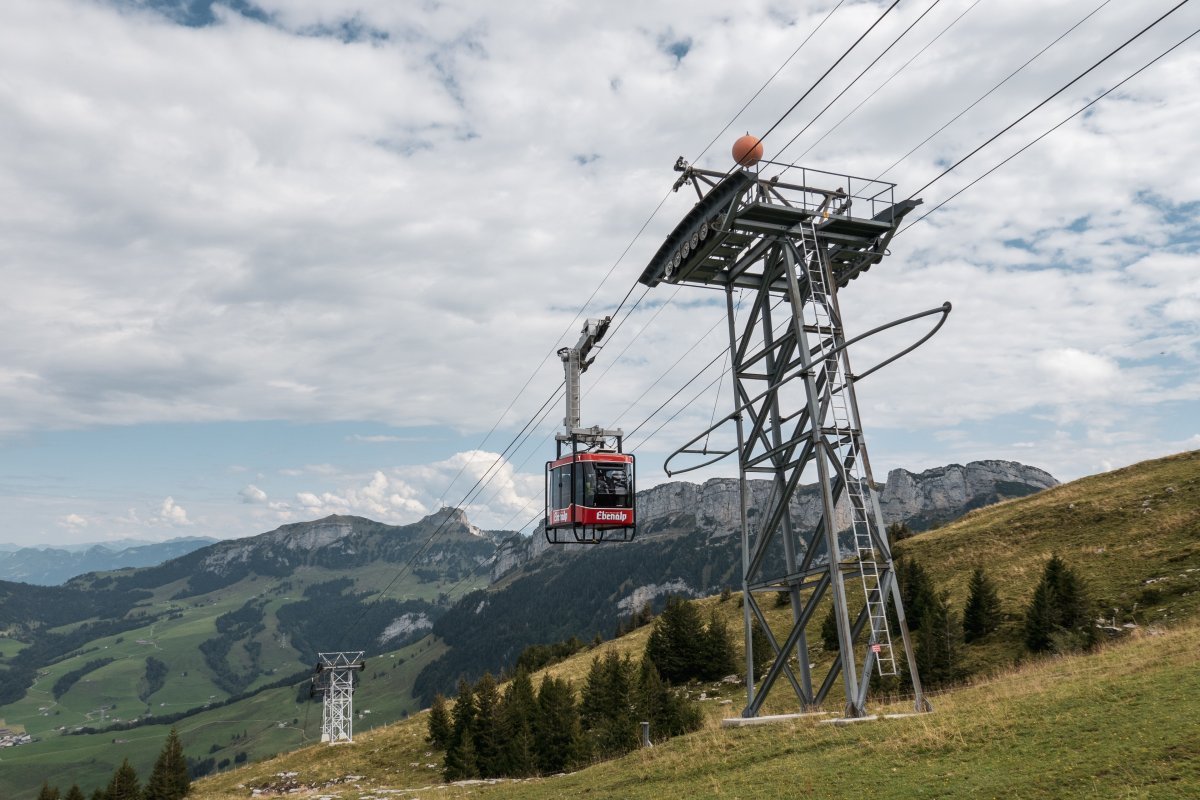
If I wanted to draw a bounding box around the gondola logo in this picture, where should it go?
[595,511,629,522]
[551,510,569,524]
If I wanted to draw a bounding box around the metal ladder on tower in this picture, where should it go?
[796,218,898,677]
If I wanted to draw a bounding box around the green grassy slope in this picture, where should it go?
[182,449,1200,799]
[191,621,1200,799]
[894,449,1200,677]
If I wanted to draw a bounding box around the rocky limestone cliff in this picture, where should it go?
[879,460,1058,529]
[491,459,1057,581]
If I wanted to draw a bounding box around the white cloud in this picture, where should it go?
[239,484,269,504]
[1035,348,1121,399]
[294,470,429,522]
[154,496,191,526]
[0,0,1198,540]
[59,513,88,530]
[280,450,543,530]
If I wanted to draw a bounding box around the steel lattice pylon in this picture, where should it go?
[642,160,946,717]
[315,651,365,743]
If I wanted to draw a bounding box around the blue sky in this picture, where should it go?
[1,0,1198,546]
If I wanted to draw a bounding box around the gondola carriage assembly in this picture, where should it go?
[544,317,636,544]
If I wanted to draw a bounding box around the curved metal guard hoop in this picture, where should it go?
[663,301,952,477]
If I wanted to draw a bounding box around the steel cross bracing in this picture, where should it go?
[316,651,365,743]
[643,162,931,717]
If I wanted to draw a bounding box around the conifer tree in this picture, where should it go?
[915,590,963,688]
[750,616,772,676]
[426,694,452,750]
[104,759,141,800]
[643,596,705,684]
[700,608,738,680]
[821,603,839,651]
[581,652,637,757]
[632,657,667,738]
[90,789,105,800]
[897,556,935,632]
[962,566,1002,643]
[63,786,84,800]
[500,669,539,777]
[471,673,503,778]
[144,727,190,800]
[534,675,583,774]
[1023,555,1096,653]
[36,781,59,800]
[443,731,477,783]
[1023,579,1056,653]
[887,522,912,543]
[442,679,478,781]
[634,657,702,740]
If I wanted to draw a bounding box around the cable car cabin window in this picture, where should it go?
[592,463,632,508]
[550,465,572,511]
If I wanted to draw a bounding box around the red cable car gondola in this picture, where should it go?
[545,438,635,544]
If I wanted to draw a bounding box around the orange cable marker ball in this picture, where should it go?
[732,134,763,167]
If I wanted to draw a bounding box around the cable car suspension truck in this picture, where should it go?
[544,316,636,544]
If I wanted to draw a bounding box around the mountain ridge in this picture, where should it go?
[0,537,218,586]
[490,458,1057,580]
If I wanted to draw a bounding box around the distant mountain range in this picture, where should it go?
[0,537,219,585]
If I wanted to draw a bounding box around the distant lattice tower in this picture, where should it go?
[314,651,365,743]
[643,146,950,719]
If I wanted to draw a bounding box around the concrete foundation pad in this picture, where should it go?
[720,711,833,728]
[882,712,931,719]
[818,715,880,726]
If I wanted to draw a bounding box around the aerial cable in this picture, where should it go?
[438,506,546,602]
[585,286,680,390]
[905,0,1191,201]
[787,0,986,165]
[702,290,744,452]
[691,0,849,163]
[900,23,1200,233]
[873,0,1115,183]
[622,299,787,446]
[608,307,729,429]
[334,382,563,646]
[623,348,729,441]
[439,0,913,503]
[774,0,948,170]
[755,0,905,149]
[629,371,726,453]
[474,384,567,510]
[572,0,911,391]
